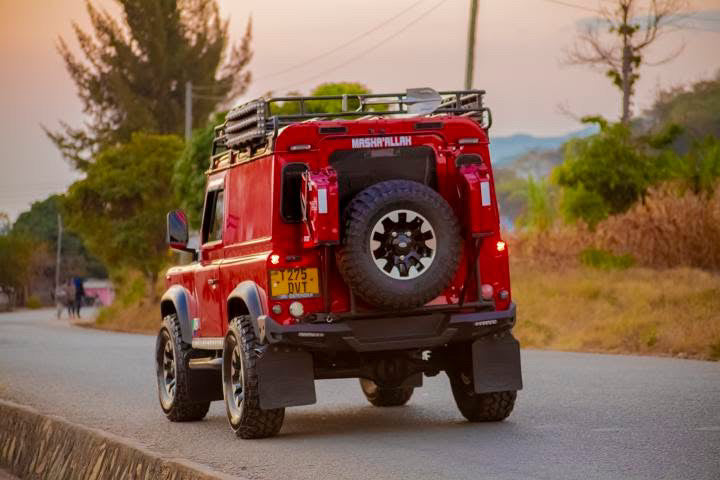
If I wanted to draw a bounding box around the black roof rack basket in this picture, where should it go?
[218,88,490,153]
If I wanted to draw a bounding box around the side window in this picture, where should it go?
[202,189,225,244]
[281,163,308,223]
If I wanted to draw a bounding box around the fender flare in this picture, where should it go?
[227,280,266,341]
[160,285,194,344]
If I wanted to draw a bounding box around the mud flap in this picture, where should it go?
[471,334,523,394]
[256,348,316,409]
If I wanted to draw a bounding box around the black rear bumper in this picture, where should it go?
[256,303,516,352]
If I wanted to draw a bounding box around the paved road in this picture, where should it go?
[0,309,718,480]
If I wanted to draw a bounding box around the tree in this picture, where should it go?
[642,70,720,152]
[63,133,184,298]
[0,232,45,305]
[173,113,226,228]
[13,195,106,278]
[269,82,376,115]
[47,0,252,170]
[566,0,686,124]
[555,116,669,224]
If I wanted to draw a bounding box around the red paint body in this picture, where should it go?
[165,115,510,339]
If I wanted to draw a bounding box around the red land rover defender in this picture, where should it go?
[156,88,522,438]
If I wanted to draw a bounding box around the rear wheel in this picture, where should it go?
[447,369,516,422]
[359,378,414,407]
[155,314,210,421]
[222,316,285,439]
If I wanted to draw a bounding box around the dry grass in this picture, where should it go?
[89,299,159,334]
[512,260,720,360]
[509,186,720,272]
[597,185,720,270]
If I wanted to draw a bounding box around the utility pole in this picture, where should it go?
[465,0,479,89]
[54,213,62,293]
[185,80,193,141]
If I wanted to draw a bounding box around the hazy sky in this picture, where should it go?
[1,0,718,220]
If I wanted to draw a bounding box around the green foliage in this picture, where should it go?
[12,195,106,278]
[270,82,377,115]
[494,168,529,222]
[0,232,37,292]
[555,117,667,224]
[47,0,252,169]
[644,70,720,152]
[560,185,609,229]
[173,113,226,228]
[668,136,720,196]
[517,176,556,232]
[63,133,184,296]
[580,248,635,270]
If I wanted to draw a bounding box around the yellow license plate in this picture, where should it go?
[270,268,320,299]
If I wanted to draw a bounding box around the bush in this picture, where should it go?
[579,248,634,270]
[25,295,43,309]
[555,116,670,224]
[560,185,609,228]
[517,176,556,232]
[669,135,720,196]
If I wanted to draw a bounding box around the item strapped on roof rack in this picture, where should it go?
[218,88,491,153]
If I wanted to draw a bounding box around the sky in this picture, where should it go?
[0,0,719,220]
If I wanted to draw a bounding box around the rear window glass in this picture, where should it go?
[329,146,436,212]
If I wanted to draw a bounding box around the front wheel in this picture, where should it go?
[359,378,414,407]
[222,316,285,439]
[447,369,516,422]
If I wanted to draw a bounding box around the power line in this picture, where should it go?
[256,0,426,81]
[271,0,450,94]
[536,0,602,14]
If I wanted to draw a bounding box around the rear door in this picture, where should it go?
[194,177,225,339]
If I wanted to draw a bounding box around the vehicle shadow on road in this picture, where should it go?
[227,404,520,440]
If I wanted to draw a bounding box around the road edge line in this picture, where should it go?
[0,399,241,480]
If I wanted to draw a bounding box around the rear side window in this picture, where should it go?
[281,163,308,223]
[202,189,224,244]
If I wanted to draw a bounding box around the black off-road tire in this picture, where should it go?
[359,378,414,407]
[222,316,285,439]
[337,180,462,310]
[448,369,516,422]
[155,314,211,422]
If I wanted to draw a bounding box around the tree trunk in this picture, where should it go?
[621,44,632,125]
[147,270,159,303]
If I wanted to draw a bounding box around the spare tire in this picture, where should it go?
[337,180,462,310]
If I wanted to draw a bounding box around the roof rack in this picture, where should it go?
[215,88,491,153]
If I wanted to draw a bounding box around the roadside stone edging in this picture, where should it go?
[0,399,238,480]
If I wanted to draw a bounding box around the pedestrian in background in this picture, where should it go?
[66,280,76,318]
[54,281,68,319]
[73,277,85,318]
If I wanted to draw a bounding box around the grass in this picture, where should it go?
[511,259,720,360]
[87,270,160,334]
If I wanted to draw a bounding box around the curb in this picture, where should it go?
[0,399,239,480]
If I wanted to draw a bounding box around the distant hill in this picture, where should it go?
[489,125,598,166]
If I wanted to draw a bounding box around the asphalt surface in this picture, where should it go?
[0,309,718,480]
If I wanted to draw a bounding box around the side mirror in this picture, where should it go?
[167,210,189,251]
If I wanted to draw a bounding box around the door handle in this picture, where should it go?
[207,278,218,286]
